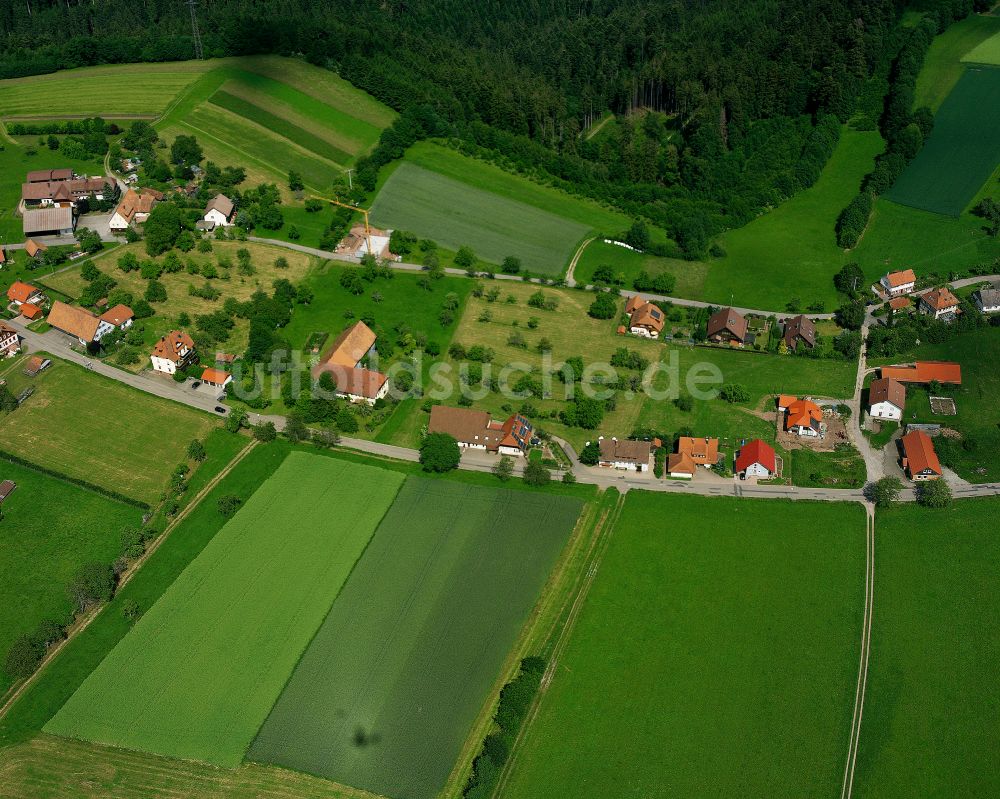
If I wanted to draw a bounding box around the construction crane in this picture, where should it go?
[314,196,372,256]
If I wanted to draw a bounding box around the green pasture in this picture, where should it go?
[855,498,1000,797]
[887,67,1000,217]
[45,453,404,766]
[249,478,583,799]
[371,162,589,276]
[962,28,1000,65]
[502,493,866,799]
[573,238,708,299]
[917,13,1000,109]
[0,360,217,504]
[0,460,141,695]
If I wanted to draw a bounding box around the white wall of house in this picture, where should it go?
[881,277,914,295]
[0,332,20,356]
[669,468,694,479]
[629,326,658,339]
[92,320,115,343]
[151,356,179,374]
[498,444,524,457]
[109,211,129,231]
[790,424,820,437]
[204,209,232,227]
[600,459,648,472]
[870,401,902,421]
[744,462,771,479]
[975,297,1000,313]
[921,301,957,319]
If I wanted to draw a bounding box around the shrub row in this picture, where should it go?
[0,448,149,509]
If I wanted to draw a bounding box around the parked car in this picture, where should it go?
[214,406,226,414]
[190,380,201,389]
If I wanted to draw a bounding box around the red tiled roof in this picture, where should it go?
[920,287,959,311]
[47,300,101,342]
[99,303,133,326]
[785,399,823,432]
[20,303,42,320]
[902,430,942,477]
[200,367,231,385]
[7,281,39,304]
[318,321,377,369]
[881,361,962,385]
[152,330,195,363]
[888,296,912,310]
[736,439,776,474]
[884,269,916,288]
[313,363,387,399]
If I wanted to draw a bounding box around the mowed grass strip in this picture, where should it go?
[0,360,216,504]
[210,89,354,166]
[0,462,141,694]
[502,493,866,799]
[963,28,1000,65]
[854,498,1000,797]
[249,478,583,799]
[371,162,589,275]
[45,453,404,766]
[886,67,1000,216]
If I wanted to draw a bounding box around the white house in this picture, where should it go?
[203,194,235,228]
[919,287,960,320]
[109,188,160,232]
[6,281,44,308]
[597,437,652,472]
[426,406,533,454]
[736,439,776,479]
[973,287,1000,314]
[99,304,134,331]
[0,323,21,358]
[151,330,196,374]
[783,398,823,438]
[46,301,114,345]
[880,269,916,296]
[868,377,905,422]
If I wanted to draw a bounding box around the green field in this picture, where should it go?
[45,453,404,766]
[854,498,1000,797]
[0,461,141,695]
[573,238,708,298]
[502,493,866,798]
[963,28,1000,65]
[887,67,1000,216]
[249,478,583,799]
[0,360,217,504]
[918,13,1000,109]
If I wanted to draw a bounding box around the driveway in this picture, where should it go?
[76,211,115,241]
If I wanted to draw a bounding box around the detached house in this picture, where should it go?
[706,307,748,346]
[0,323,21,358]
[6,281,44,308]
[109,188,161,232]
[203,194,235,228]
[784,398,823,437]
[868,377,905,422]
[919,287,960,320]
[736,439,777,479]
[667,436,720,479]
[427,406,533,456]
[310,321,390,405]
[973,286,1000,314]
[47,300,114,345]
[151,330,196,374]
[880,269,916,297]
[99,304,134,331]
[597,436,653,472]
[625,295,665,338]
[901,429,942,481]
[782,314,816,350]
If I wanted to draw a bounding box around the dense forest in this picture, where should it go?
[0,0,989,254]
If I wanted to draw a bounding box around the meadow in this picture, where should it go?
[0,360,217,504]
[573,238,708,299]
[0,460,141,695]
[854,498,1000,797]
[45,453,404,766]
[501,493,866,799]
[918,13,1000,109]
[962,28,1000,66]
[249,478,583,799]
[886,67,1000,216]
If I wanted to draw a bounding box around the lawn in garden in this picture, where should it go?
[44,453,404,766]
[249,478,583,799]
[501,492,866,799]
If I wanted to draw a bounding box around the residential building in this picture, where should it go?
[24,239,47,258]
[317,321,377,368]
[973,286,1000,314]
[310,320,390,405]
[20,175,106,208]
[200,367,233,389]
[880,361,962,386]
[203,194,235,227]
[427,406,533,455]
[736,439,777,479]
[706,307,748,345]
[0,322,20,358]
[784,398,823,437]
[6,281,44,308]
[22,206,75,237]
[880,269,916,296]
[47,300,114,345]
[597,436,652,472]
[919,287,960,320]
[19,303,43,321]
[99,304,134,330]
[901,429,942,481]
[336,223,394,260]
[667,436,720,478]
[625,295,665,338]
[109,188,162,232]
[151,330,196,374]
[782,314,816,350]
[868,377,905,421]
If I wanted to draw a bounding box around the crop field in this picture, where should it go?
[0,360,216,504]
[0,460,141,695]
[502,493,865,799]
[249,478,583,799]
[887,67,1000,216]
[918,13,1000,109]
[45,453,404,766]
[963,28,1000,65]
[854,498,1000,797]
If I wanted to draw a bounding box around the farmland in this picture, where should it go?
[573,238,708,299]
[249,478,583,799]
[501,493,866,799]
[918,13,1000,109]
[0,460,141,695]
[370,142,632,276]
[886,67,1000,216]
[962,28,1000,66]
[0,360,217,504]
[45,453,403,766]
[854,498,1000,797]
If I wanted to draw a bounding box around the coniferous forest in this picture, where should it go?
[0,0,990,254]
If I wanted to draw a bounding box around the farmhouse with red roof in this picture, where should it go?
[736,439,777,479]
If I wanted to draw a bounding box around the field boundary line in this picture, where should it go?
[564,236,595,287]
[841,506,875,799]
[0,438,257,723]
[489,491,626,799]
